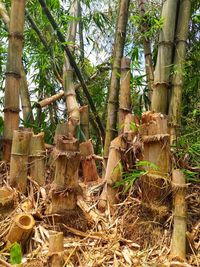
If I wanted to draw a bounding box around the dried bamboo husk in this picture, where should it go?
[6,213,35,247]
[80,105,89,140]
[48,232,64,267]
[80,140,99,183]
[98,135,126,212]
[3,0,26,161]
[118,57,131,133]
[170,169,187,261]
[29,132,45,186]
[0,186,16,216]
[10,128,32,193]
[140,112,171,218]
[151,0,178,114]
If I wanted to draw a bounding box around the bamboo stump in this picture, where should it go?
[0,186,16,216]
[6,213,35,247]
[140,111,171,220]
[80,105,89,140]
[98,135,126,212]
[29,132,46,186]
[80,140,99,183]
[10,128,32,193]
[170,169,187,261]
[48,232,64,267]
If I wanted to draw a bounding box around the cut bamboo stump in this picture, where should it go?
[0,186,16,216]
[170,169,187,261]
[48,232,64,267]
[140,111,171,219]
[80,140,99,183]
[6,213,35,247]
[10,128,32,193]
[98,135,126,212]
[29,132,46,186]
[80,105,89,140]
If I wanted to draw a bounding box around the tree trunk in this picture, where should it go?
[168,0,191,143]
[138,0,154,100]
[3,0,26,161]
[104,0,130,159]
[118,57,131,133]
[151,0,178,114]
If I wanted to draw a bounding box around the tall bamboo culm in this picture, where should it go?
[168,0,191,143]
[3,0,26,161]
[151,0,178,114]
[104,0,130,160]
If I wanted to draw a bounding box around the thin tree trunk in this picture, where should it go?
[151,0,178,114]
[104,0,130,159]
[168,0,191,143]
[138,0,154,100]
[3,0,26,161]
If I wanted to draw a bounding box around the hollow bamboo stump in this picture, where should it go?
[0,186,16,216]
[48,232,64,267]
[80,140,99,183]
[98,135,126,212]
[10,128,32,193]
[170,169,187,261]
[29,132,46,186]
[6,213,35,247]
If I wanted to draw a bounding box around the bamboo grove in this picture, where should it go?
[0,0,199,266]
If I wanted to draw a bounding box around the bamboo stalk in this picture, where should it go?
[118,57,131,133]
[48,232,64,267]
[3,0,26,161]
[29,132,46,186]
[0,1,9,27]
[171,169,187,260]
[151,0,179,114]
[80,105,89,140]
[10,128,32,193]
[104,0,130,159]
[6,213,35,247]
[168,0,191,143]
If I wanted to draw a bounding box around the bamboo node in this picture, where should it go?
[8,32,24,40]
[5,71,21,78]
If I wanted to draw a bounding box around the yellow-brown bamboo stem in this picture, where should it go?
[37,90,64,108]
[80,105,89,140]
[0,1,9,27]
[29,132,46,186]
[3,0,26,161]
[171,169,187,261]
[10,128,32,193]
[118,57,131,133]
[48,232,64,267]
[6,213,35,247]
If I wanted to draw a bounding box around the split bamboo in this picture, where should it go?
[80,105,89,140]
[104,0,130,159]
[118,57,131,133]
[151,0,178,114]
[29,132,46,186]
[6,213,35,247]
[3,0,26,161]
[171,169,187,260]
[48,232,64,267]
[168,0,191,143]
[10,128,32,193]
[80,140,99,183]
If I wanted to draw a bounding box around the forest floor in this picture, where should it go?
[0,162,199,267]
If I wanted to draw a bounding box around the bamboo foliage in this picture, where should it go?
[169,0,191,142]
[104,0,130,159]
[3,0,26,161]
[151,0,178,114]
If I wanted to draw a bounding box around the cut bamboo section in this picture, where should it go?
[10,128,32,193]
[29,132,46,186]
[170,169,187,261]
[6,213,35,247]
[80,140,99,183]
[80,105,89,140]
[0,186,16,216]
[48,231,64,267]
[140,111,171,216]
[3,0,26,161]
[118,57,131,133]
[98,135,126,212]
[36,90,64,108]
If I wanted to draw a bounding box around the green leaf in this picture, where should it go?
[10,242,22,265]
